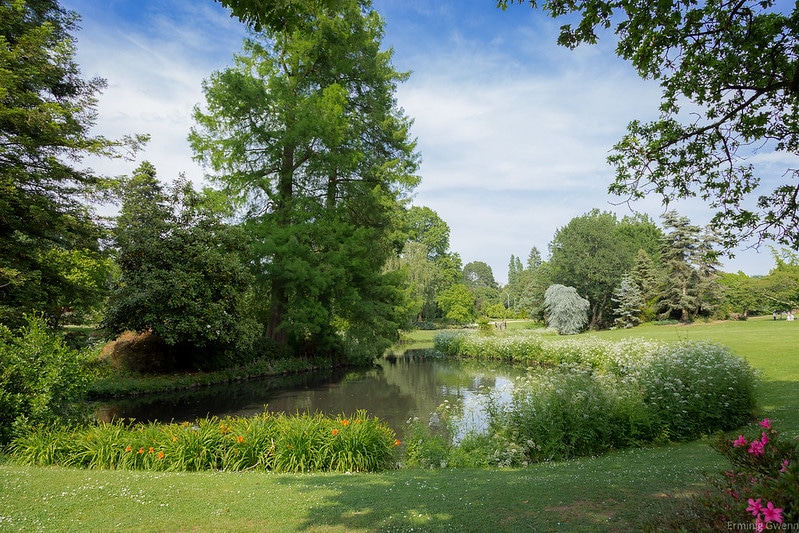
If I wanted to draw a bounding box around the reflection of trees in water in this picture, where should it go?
[94,369,343,423]
[96,347,524,438]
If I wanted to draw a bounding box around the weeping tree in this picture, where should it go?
[544,284,590,335]
[191,0,419,361]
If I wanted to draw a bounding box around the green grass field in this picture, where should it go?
[1,318,797,532]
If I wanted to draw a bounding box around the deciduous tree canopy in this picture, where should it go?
[192,0,419,360]
[499,0,799,251]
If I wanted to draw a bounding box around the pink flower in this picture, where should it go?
[759,418,772,429]
[747,498,764,517]
[760,432,769,446]
[762,502,783,524]
[748,440,765,456]
[781,460,790,473]
[755,517,765,533]
[733,435,748,447]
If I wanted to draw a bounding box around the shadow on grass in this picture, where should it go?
[275,441,726,532]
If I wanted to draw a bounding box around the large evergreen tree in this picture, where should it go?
[0,0,145,326]
[629,248,660,321]
[657,211,721,321]
[191,0,419,360]
[612,274,643,328]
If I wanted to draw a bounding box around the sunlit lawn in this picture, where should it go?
[1,317,796,532]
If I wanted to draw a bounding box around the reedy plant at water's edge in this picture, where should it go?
[8,410,400,473]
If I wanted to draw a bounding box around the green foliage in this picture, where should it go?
[483,303,507,319]
[435,283,476,324]
[8,410,400,473]
[0,315,92,445]
[547,211,661,328]
[544,284,590,334]
[387,206,464,323]
[190,1,419,358]
[513,248,550,320]
[719,272,765,318]
[102,165,259,370]
[0,0,145,326]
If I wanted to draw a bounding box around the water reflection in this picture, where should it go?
[96,347,527,438]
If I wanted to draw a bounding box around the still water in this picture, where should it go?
[96,347,527,439]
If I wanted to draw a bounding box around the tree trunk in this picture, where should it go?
[266,144,296,347]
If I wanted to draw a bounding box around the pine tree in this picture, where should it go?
[612,275,643,328]
[629,249,660,321]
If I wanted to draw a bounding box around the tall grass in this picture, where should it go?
[8,410,399,473]
[418,330,758,466]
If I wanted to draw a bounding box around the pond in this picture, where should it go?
[95,345,528,440]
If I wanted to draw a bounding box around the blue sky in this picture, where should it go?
[61,0,782,283]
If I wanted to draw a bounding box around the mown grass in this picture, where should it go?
[1,317,796,532]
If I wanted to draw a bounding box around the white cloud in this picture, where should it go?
[60,0,779,282]
[65,0,246,182]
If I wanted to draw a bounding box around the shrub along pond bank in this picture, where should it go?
[403,331,758,467]
[2,319,795,531]
[5,328,758,474]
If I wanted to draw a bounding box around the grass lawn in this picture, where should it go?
[1,317,797,532]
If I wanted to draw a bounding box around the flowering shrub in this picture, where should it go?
[689,419,798,530]
[486,365,661,463]
[9,410,400,473]
[422,331,758,467]
[632,341,757,439]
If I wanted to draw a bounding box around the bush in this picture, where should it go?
[677,419,799,530]
[632,341,757,439]
[419,332,758,467]
[0,315,92,445]
[486,366,661,463]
